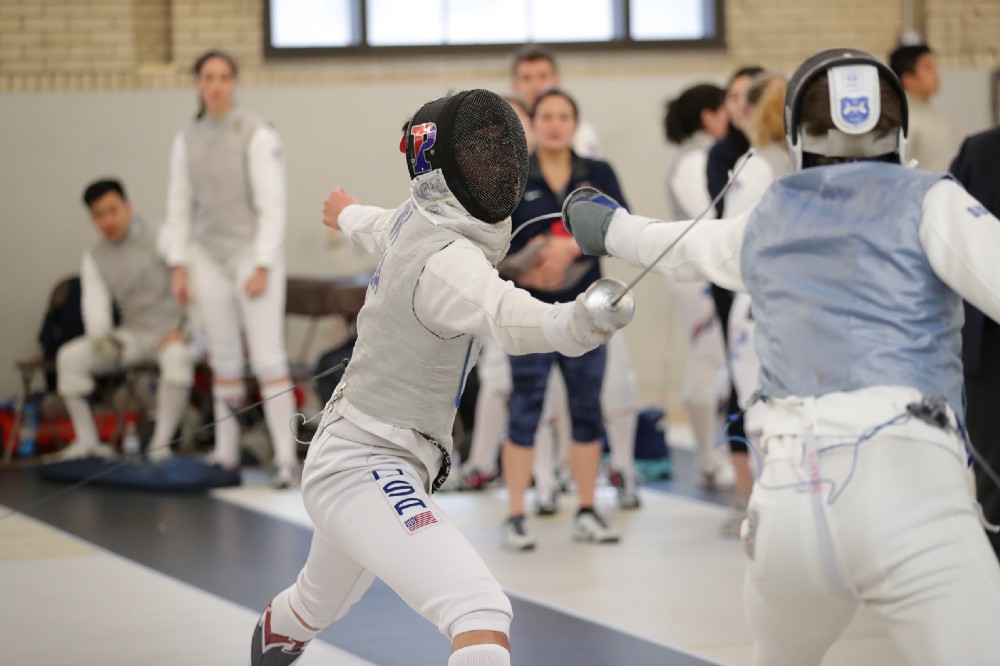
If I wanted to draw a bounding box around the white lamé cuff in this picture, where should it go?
[605,210,655,267]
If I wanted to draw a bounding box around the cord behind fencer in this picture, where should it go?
[0,359,350,524]
[714,394,1000,528]
[509,212,562,240]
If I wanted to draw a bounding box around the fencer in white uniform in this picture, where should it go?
[57,179,193,461]
[564,49,1000,665]
[250,90,633,666]
[165,51,299,487]
[663,84,733,488]
[722,77,792,456]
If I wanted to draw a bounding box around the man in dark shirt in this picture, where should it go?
[951,125,1000,561]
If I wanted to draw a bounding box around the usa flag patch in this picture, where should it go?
[405,510,438,533]
[372,468,440,535]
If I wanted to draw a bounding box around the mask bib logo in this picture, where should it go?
[410,122,438,174]
[372,468,439,534]
[839,97,870,126]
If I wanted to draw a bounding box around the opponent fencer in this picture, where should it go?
[562,49,1000,665]
[250,89,634,666]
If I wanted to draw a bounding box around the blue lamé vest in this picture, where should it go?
[740,162,964,415]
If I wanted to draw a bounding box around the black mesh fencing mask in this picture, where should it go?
[405,89,529,224]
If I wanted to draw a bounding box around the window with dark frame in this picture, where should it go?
[264,0,723,57]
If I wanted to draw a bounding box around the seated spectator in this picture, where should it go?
[55,179,193,461]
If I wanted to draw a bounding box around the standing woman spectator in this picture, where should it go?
[721,76,791,536]
[723,77,791,215]
[501,89,626,549]
[165,50,298,488]
[704,66,765,517]
[663,83,733,490]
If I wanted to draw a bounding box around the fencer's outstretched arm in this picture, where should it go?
[605,210,748,291]
[325,194,395,256]
[920,180,1000,323]
[413,241,614,358]
[581,205,749,292]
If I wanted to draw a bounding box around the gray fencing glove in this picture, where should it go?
[560,187,623,257]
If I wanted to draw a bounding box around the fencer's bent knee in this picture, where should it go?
[213,375,246,405]
[158,342,194,388]
[252,355,291,384]
[449,610,512,640]
[56,337,96,397]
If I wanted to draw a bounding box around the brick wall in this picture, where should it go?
[135,0,171,65]
[926,0,1000,68]
[0,0,996,91]
[0,0,135,87]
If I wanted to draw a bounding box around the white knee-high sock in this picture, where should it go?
[212,383,244,468]
[64,396,99,446]
[605,410,637,476]
[466,388,507,474]
[267,587,318,644]
[148,384,190,453]
[261,379,297,470]
[686,401,721,474]
[532,416,559,498]
[448,645,511,666]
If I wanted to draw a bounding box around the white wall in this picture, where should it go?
[0,66,993,406]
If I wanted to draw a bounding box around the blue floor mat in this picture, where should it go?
[38,456,241,491]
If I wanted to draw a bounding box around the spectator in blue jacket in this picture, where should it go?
[499,89,628,551]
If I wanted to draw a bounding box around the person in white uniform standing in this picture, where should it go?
[249,89,633,666]
[662,83,733,489]
[56,179,193,461]
[165,50,298,488]
[720,76,792,536]
[563,48,1000,665]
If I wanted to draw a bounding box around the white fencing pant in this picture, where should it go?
[284,410,512,639]
[668,278,729,473]
[602,332,639,480]
[189,247,295,466]
[57,330,193,398]
[464,341,512,475]
[744,390,1000,666]
[57,330,193,449]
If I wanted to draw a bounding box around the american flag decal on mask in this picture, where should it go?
[405,510,438,533]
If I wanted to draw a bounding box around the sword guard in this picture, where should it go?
[582,277,635,333]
